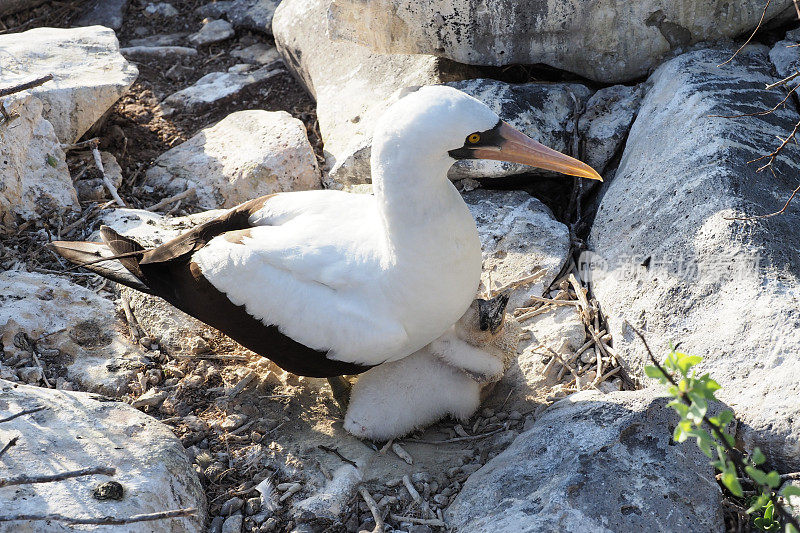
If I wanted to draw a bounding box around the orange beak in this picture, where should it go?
[473,122,603,181]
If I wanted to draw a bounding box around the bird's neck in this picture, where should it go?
[372,151,463,243]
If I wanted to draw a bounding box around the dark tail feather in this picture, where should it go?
[48,233,155,295]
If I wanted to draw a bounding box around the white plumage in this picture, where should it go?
[344,300,521,441]
[194,87,500,365]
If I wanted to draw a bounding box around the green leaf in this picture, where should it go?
[752,448,767,465]
[644,366,664,379]
[722,471,744,497]
[782,485,800,498]
[45,153,58,167]
[747,493,770,514]
[747,466,771,487]
[766,471,781,489]
[786,524,799,533]
[686,428,715,457]
[675,353,702,375]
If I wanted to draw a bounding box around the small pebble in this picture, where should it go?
[221,513,243,533]
[580,348,597,364]
[454,424,469,437]
[220,496,244,515]
[220,413,248,431]
[481,407,495,418]
[17,366,42,384]
[385,477,402,487]
[210,515,225,533]
[508,410,522,421]
[183,374,204,388]
[204,463,227,483]
[244,497,261,515]
[495,412,508,421]
[433,493,449,505]
[93,481,124,500]
[411,472,430,484]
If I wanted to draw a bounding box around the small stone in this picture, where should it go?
[260,517,278,532]
[231,43,281,65]
[183,374,204,388]
[221,513,243,533]
[189,19,234,46]
[408,525,433,533]
[385,478,402,487]
[433,493,448,505]
[495,412,508,421]
[580,348,597,365]
[221,496,244,515]
[144,2,179,17]
[210,515,225,533]
[508,411,522,421]
[220,413,248,431]
[244,497,261,515]
[377,495,397,507]
[17,366,42,384]
[131,388,168,409]
[481,408,494,418]
[93,481,124,500]
[576,371,597,389]
[205,462,227,483]
[189,337,211,354]
[411,472,431,484]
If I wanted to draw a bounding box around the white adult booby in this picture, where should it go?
[49,86,601,381]
[344,295,521,441]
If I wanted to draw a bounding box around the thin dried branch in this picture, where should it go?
[0,406,45,424]
[0,508,197,525]
[146,188,196,212]
[405,427,505,444]
[749,118,800,169]
[718,0,772,67]
[92,147,126,207]
[0,74,53,98]
[0,466,115,488]
[766,71,800,90]
[389,514,446,527]
[0,436,18,460]
[358,487,385,533]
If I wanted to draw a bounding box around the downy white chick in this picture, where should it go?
[344,295,520,441]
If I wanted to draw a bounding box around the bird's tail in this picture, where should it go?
[48,226,155,295]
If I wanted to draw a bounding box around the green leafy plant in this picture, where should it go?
[631,327,800,533]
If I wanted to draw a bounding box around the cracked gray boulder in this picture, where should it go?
[0,380,205,532]
[328,0,795,83]
[0,26,138,143]
[588,46,800,471]
[273,0,472,188]
[447,389,723,532]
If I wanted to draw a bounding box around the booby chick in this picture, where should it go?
[344,295,521,441]
[49,86,600,383]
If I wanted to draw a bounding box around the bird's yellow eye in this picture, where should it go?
[467,133,481,144]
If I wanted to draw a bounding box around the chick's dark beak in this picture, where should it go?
[478,293,510,335]
[473,122,603,181]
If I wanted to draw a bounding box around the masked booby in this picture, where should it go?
[49,86,601,381]
[344,294,520,441]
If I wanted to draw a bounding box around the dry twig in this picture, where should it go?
[718,0,772,67]
[0,466,115,488]
[358,487,385,533]
[0,508,197,525]
[0,436,18,460]
[146,188,196,212]
[0,406,45,424]
[389,514,446,527]
[0,74,53,98]
[92,147,126,207]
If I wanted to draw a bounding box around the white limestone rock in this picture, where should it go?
[328,0,796,83]
[446,79,593,180]
[197,0,279,34]
[0,379,205,532]
[144,110,321,209]
[447,390,724,532]
[188,18,234,46]
[588,46,800,472]
[465,189,570,312]
[0,93,77,225]
[162,64,283,113]
[0,271,145,396]
[0,26,138,143]
[231,43,281,65]
[578,84,644,174]
[273,0,472,188]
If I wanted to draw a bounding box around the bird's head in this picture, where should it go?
[373,85,602,181]
[455,293,511,346]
